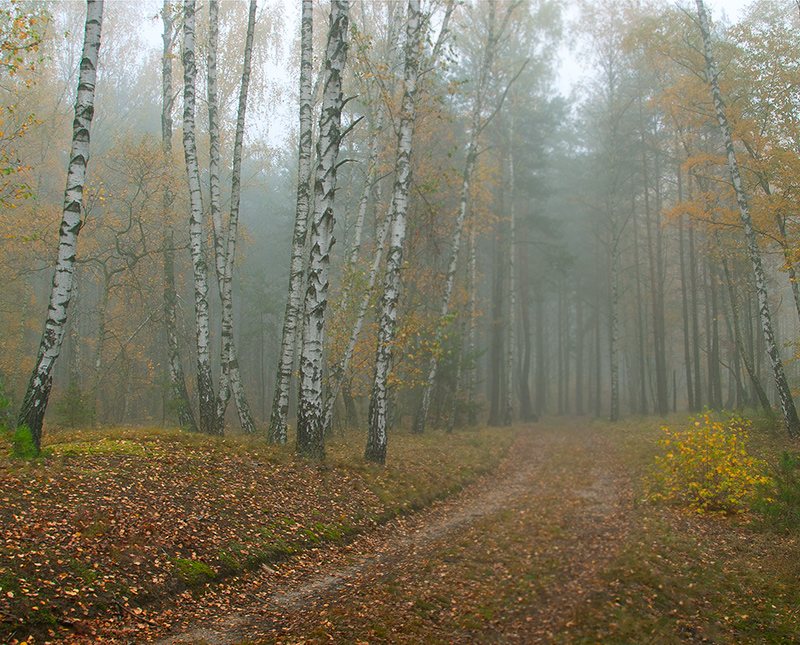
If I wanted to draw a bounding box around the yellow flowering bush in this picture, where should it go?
[646,413,770,514]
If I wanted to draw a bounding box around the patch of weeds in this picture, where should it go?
[69,558,98,583]
[0,571,20,594]
[753,451,800,531]
[51,438,147,457]
[217,548,241,574]
[174,558,216,587]
[7,425,38,459]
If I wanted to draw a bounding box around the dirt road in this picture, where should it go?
[149,420,632,644]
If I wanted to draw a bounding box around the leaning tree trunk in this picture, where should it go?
[696,0,800,438]
[160,0,196,432]
[182,0,216,435]
[219,0,257,434]
[18,0,103,451]
[296,0,350,460]
[366,0,423,464]
[413,0,498,435]
[720,252,772,412]
[269,0,314,444]
[322,214,391,434]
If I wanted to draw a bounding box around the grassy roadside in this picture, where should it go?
[0,422,516,643]
[560,412,800,644]
[242,414,800,645]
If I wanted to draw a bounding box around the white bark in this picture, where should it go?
[269,0,314,444]
[296,0,350,460]
[206,0,230,434]
[18,0,104,450]
[696,0,800,437]
[322,213,391,433]
[161,0,196,431]
[182,0,216,435]
[366,0,423,464]
[221,0,257,435]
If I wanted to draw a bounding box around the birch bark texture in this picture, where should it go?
[296,0,350,460]
[269,0,314,444]
[695,0,800,438]
[182,0,217,435]
[207,0,257,434]
[17,0,104,451]
[366,0,424,464]
[221,0,258,435]
[160,0,197,432]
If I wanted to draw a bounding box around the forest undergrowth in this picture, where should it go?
[0,422,515,644]
[3,413,800,644]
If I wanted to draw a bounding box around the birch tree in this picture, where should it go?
[207,0,256,434]
[220,0,258,435]
[412,0,524,435]
[269,0,313,444]
[296,0,350,460]
[160,0,196,432]
[182,0,216,435]
[366,0,423,464]
[17,0,103,451]
[695,0,800,438]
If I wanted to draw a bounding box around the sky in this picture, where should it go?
[556,0,756,96]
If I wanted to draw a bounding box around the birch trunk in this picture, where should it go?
[206,0,229,433]
[322,214,391,434]
[161,0,196,432]
[366,0,423,464]
[182,0,216,435]
[218,0,257,435]
[696,0,800,438]
[721,252,772,411]
[413,0,497,435]
[18,0,103,451]
[269,0,314,444]
[296,0,350,460]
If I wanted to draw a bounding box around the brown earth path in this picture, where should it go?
[149,419,633,644]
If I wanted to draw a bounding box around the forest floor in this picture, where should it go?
[2,416,800,644]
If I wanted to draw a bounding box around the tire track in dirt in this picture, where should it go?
[154,421,631,644]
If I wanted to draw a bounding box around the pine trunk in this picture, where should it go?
[18,0,103,451]
[504,129,516,427]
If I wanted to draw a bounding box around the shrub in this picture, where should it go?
[10,425,38,459]
[646,413,770,514]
